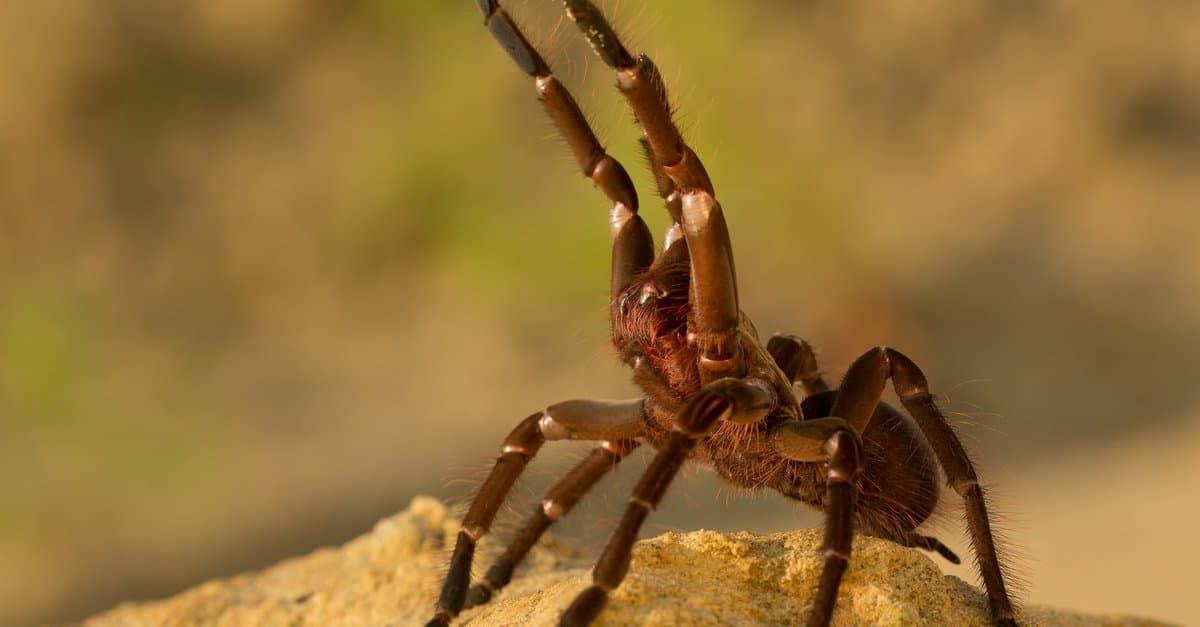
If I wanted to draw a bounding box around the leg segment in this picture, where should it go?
[465,439,640,609]
[640,137,683,224]
[475,1,654,300]
[563,0,709,191]
[559,379,774,626]
[810,430,862,627]
[427,413,544,627]
[894,531,962,564]
[831,347,1017,626]
[769,419,863,627]
[768,334,830,395]
[884,348,1016,626]
[562,1,741,382]
[426,399,646,626]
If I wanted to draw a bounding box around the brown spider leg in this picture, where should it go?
[767,334,830,395]
[770,418,863,627]
[831,347,1017,626]
[562,1,742,383]
[629,349,684,413]
[464,438,640,609]
[560,378,776,626]
[638,136,685,255]
[894,531,962,564]
[640,137,687,257]
[474,1,654,301]
[427,398,647,627]
[640,137,682,225]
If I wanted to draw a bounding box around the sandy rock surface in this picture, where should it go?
[84,497,1168,627]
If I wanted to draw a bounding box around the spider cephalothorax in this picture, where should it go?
[427,2,1018,626]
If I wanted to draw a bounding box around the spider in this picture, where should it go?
[428,2,1018,625]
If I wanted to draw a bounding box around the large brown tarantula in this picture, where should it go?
[428,2,1018,626]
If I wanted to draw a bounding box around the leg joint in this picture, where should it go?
[883,347,931,399]
[501,413,546,457]
[823,548,850,563]
[952,477,980,497]
[542,499,566,521]
[628,496,654,511]
[460,525,484,542]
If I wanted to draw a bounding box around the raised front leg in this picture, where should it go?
[474,1,654,302]
[562,0,742,384]
[426,398,646,627]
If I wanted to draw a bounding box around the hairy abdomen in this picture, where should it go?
[780,391,942,539]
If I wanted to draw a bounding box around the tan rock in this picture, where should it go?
[84,497,1169,627]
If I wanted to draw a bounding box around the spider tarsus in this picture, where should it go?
[676,390,732,435]
[463,580,493,608]
[562,0,635,69]
[434,531,476,617]
[938,544,963,565]
[483,4,549,77]
[558,585,608,627]
[424,610,451,627]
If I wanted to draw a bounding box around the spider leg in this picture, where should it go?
[769,417,863,627]
[475,1,654,299]
[464,438,640,609]
[636,135,688,257]
[426,398,647,627]
[827,347,1017,626]
[560,378,776,626]
[640,136,683,225]
[894,531,962,564]
[563,1,742,383]
[767,334,831,395]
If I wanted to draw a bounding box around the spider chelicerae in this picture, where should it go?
[428,2,1018,625]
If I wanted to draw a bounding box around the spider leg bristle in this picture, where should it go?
[966,481,1031,613]
[442,460,503,508]
[611,0,656,58]
[914,393,1028,611]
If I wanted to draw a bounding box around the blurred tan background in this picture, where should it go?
[2,1,1199,625]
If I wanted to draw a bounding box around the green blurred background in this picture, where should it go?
[2,1,1199,625]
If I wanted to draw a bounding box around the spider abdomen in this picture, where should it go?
[782,390,942,539]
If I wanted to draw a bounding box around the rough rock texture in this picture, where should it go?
[85,497,1168,627]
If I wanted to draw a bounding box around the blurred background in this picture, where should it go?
[2,1,1198,625]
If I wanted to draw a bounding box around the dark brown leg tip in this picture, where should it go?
[463,583,492,609]
[919,534,961,565]
[937,544,962,565]
[559,585,608,627]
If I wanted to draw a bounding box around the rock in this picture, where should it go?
[84,496,1167,627]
